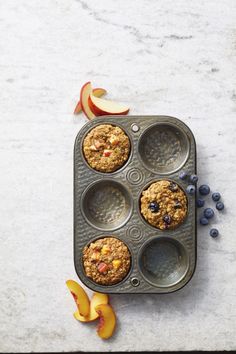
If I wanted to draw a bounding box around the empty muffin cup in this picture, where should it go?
[81,179,133,231]
[138,123,189,174]
[138,237,189,288]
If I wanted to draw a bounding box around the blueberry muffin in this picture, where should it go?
[140,180,188,230]
[83,237,131,285]
[83,124,130,173]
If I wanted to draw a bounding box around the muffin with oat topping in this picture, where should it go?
[140,180,188,230]
[82,124,130,173]
[83,237,131,285]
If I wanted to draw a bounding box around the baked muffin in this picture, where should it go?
[83,237,131,285]
[83,124,130,173]
[140,180,187,230]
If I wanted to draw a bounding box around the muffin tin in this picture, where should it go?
[74,115,197,294]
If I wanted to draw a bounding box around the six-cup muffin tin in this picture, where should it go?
[74,115,197,294]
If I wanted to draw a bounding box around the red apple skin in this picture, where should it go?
[103,150,112,157]
[80,82,95,120]
[88,95,129,116]
[74,101,83,115]
[88,95,105,116]
[74,88,107,114]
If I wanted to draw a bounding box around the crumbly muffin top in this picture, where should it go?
[83,237,131,285]
[83,124,130,173]
[140,180,188,230]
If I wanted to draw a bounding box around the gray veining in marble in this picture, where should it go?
[0,0,236,352]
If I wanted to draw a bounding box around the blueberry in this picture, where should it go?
[200,217,209,225]
[169,182,178,192]
[204,208,214,219]
[210,228,219,238]
[189,174,198,184]
[179,171,188,180]
[212,192,221,202]
[174,200,182,209]
[186,185,196,195]
[216,201,224,211]
[199,184,210,196]
[149,201,159,213]
[196,198,205,208]
[163,215,171,224]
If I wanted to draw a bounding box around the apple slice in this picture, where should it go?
[74,292,109,322]
[80,82,95,120]
[74,88,107,114]
[66,280,90,317]
[95,304,116,339]
[88,94,129,116]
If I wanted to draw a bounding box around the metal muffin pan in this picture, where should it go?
[74,115,197,294]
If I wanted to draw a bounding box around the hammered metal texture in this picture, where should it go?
[81,179,132,231]
[74,116,197,294]
[138,123,189,174]
[138,237,189,287]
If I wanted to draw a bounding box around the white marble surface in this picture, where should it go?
[0,0,236,352]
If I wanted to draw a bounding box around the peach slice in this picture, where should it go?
[88,93,129,116]
[74,88,107,114]
[80,82,95,120]
[66,280,90,317]
[95,304,116,339]
[74,292,109,322]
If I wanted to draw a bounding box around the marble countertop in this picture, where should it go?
[1,0,236,352]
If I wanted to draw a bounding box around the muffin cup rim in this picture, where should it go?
[81,178,134,231]
[137,235,190,288]
[137,121,190,175]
